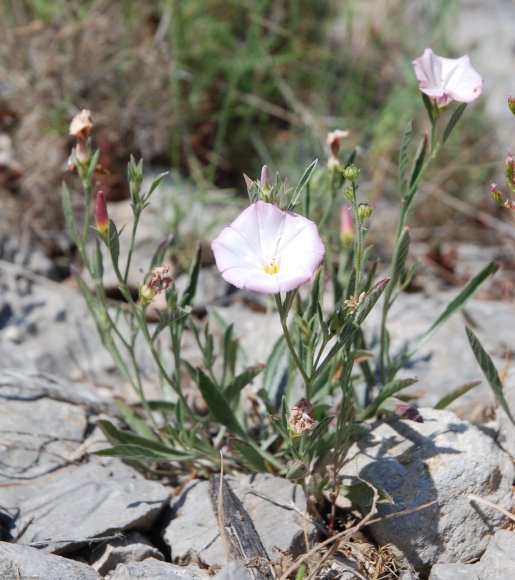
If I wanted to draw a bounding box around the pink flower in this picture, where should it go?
[412,48,483,107]
[211,201,325,293]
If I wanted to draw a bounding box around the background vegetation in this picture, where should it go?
[0,0,498,248]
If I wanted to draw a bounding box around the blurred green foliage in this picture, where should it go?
[1,0,492,224]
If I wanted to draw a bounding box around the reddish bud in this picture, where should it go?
[260,165,270,188]
[340,205,354,247]
[95,190,109,237]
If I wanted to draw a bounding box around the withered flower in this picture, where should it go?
[288,398,315,435]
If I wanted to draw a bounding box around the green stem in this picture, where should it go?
[274,294,312,399]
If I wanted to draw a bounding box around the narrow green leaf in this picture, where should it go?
[408,133,428,190]
[225,364,264,403]
[150,234,174,269]
[144,171,169,202]
[262,336,288,407]
[107,219,120,268]
[390,227,410,292]
[86,149,100,183]
[180,245,201,307]
[147,400,176,413]
[340,482,393,506]
[410,261,498,356]
[421,93,435,125]
[232,439,269,472]
[197,369,247,439]
[434,380,481,410]
[287,159,318,211]
[358,378,418,420]
[61,183,78,242]
[399,120,413,192]
[442,103,467,144]
[96,444,194,462]
[115,400,157,440]
[466,327,515,427]
[355,278,390,326]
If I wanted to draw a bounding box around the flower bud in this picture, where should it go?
[357,202,372,222]
[95,190,109,239]
[259,165,270,188]
[505,152,515,193]
[327,155,341,173]
[508,95,515,116]
[340,205,354,247]
[343,164,360,182]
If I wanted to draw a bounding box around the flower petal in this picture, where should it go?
[211,201,325,294]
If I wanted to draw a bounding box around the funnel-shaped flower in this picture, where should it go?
[412,48,483,107]
[211,201,324,293]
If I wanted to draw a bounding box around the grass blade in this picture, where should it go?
[434,380,481,410]
[287,159,318,211]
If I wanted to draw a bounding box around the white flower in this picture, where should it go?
[211,201,325,294]
[412,48,483,107]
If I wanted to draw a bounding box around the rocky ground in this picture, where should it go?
[0,166,514,580]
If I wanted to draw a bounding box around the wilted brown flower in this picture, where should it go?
[140,265,173,303]
[288,398,315,435]
[327,129,350,158]
[69,109,93,140]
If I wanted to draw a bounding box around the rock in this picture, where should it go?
[340,408,514,573]
[0,541,101,580]
[2,458,169,554]
[111,557,208,579]
[0,370,112,482]
[429,530,515,580]
[91,531,164,575]
[163,473,314,567]
[214,560,252,580]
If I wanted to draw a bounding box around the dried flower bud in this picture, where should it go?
[69,109,93,165]
[95,190,109,239]
[340,205,354,247]
[357,202,373,222]
[327,129,350,157]
[69,109,93,139]
[344,292,365,314]
[140,265,173,304]
[288,398,315,436]
[392,398,424,423]
[508,95,515,116]
[343,164,360,182]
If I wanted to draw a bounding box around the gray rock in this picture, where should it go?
[341,408,514,572]
[2,458,169,554]
[91,531,164,575]
[0,370,112,482]
[0,541,101,580]
[163,473,314,566]
[111,557,208,579]
[214,560,252,580]
[429,530,515,580]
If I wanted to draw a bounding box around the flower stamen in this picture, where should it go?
[264,257,280,275]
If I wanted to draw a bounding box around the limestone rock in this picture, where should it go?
[2,458,169,554]
[0,542,101,580]
[429,530,515,580]
[163,473,314,567]
[341,408,514,572]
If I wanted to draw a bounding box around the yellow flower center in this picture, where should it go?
[263,257,279,275]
